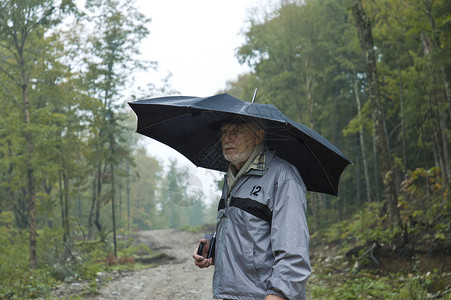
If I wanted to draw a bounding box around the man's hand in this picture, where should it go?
[192,238,213,268]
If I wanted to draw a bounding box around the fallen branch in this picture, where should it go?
[366,242,380,266]
[350,242,380,273]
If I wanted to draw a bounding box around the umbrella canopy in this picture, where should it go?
[129,93,351,196]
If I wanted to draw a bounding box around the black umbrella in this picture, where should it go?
[129,93,351,196]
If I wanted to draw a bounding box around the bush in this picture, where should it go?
[310,273,398,299]
[312,202,403,254]
[0,226,58,299]
[399,167,451,240]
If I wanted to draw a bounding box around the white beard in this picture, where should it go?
[223,145,253,168]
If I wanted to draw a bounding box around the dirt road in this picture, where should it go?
[87,229,214,300]
[58,227,451,300]
[55,229,317,299]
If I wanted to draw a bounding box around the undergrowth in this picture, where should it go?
[308,173,451,300]
[309,267,451,299]
[0,227,154,299]
[311,201,402,254]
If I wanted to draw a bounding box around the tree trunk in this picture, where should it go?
[353,69,372,202]
[94,163,105,233]
[63,169,70,244]
[398,67,407,173]
[126,161,131,231]
[88,169,97,238]
[59,168,71,256]
[111,163,117,257]
[59,173,66,241]
[441,67,451,122]
[355,137,362,206]
[305,58,315,130]
[352,0,401,226]
[424,0,451,123]
[301,56,322,226]
[372,128,380,202]
[423,2,450,185]
[119,185,122,228]
[89,163,104,236]
[439,114,450,183]
[78,190,82,221]
[21,60,37,269]
[420,31,449,185]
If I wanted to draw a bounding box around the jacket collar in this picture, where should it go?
[224,147,275,199]
[246,146,275,177]
[227,143,264,190]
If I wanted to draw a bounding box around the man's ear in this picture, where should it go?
[255,129,265,145]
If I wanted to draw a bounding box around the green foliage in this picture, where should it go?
[0,224,167,298]
[310,269,451,299]
[310,270,450,299]
[311,274,398,299]
[154,160,210,230]
[309,249,451,299]
[0,0,213,297]
[229,0,451,233]
[397,277,429,300]
[0,0,450,298]
[128,148,161,230]
[117,236,153,257]
[399,167,451,241]
[314,202,402,253]
[0,226,57,299]
[400,167,450,215]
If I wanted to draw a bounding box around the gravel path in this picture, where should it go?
[87,229,214,300]
[56,229,316,299]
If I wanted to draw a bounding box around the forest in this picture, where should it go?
[0,0,450,299]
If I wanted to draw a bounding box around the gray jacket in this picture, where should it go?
[213,150,311,300]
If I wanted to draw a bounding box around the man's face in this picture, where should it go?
[220,123,263,170]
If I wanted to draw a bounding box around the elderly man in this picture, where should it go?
[193,117,311,300]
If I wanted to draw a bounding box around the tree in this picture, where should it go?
[350,65,372,203]
[235,0,360,225]
[128,148,161,230]
[0,0,76,269]
[416,0,450,185]
[158,160,189,229]
[351,0,401,226]
[75,0,150,241]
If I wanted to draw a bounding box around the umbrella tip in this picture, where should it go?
[251,88,258,103]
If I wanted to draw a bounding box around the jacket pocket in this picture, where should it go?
[245,242,261,282]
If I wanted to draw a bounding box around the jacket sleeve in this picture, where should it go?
[266,176,311,300]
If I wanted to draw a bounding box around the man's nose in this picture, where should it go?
[222,132,232,142]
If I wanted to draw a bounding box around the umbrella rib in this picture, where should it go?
[266,137,297,141]
[136,111,201,132]
[198,136,224,168]
[296,137,337,195]
[271,122,338,194]
[266,132,296,140]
